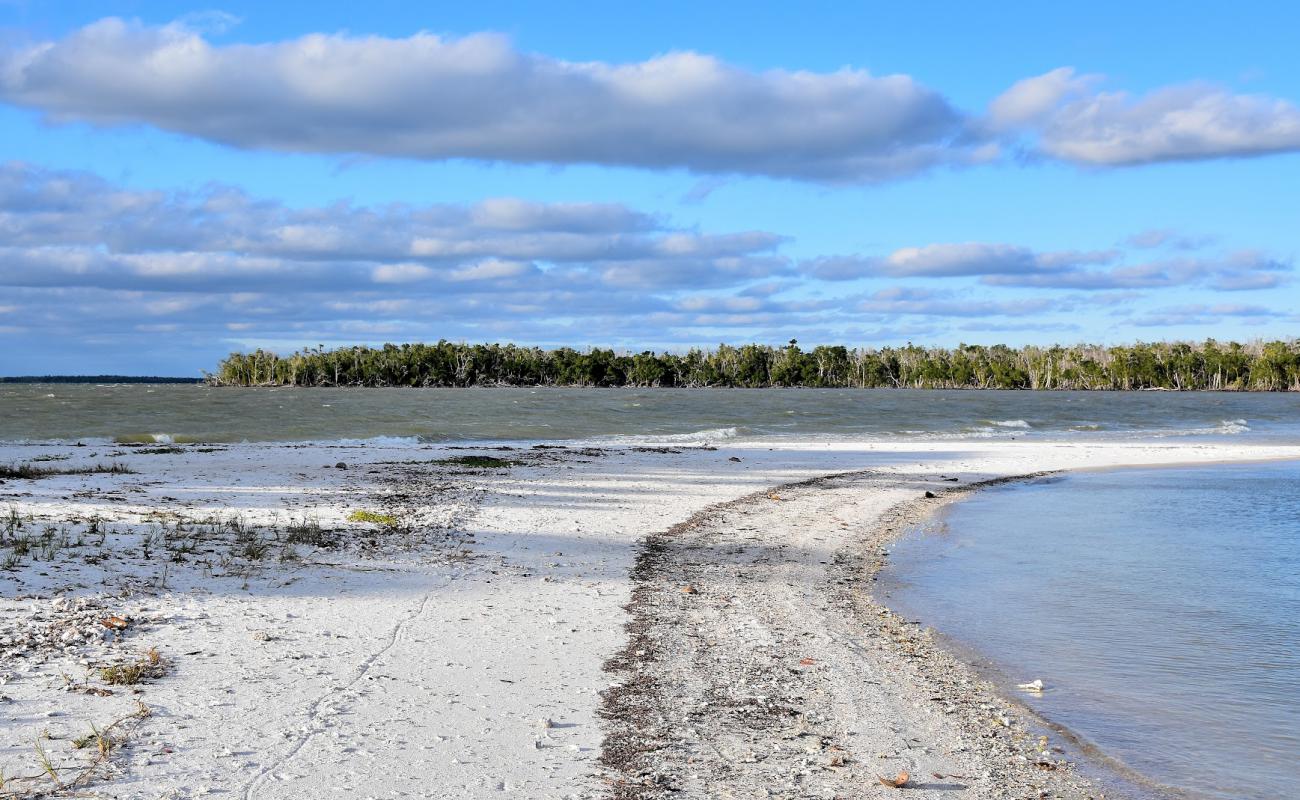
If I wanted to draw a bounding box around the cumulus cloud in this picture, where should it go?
[806,243,1116,280]
[991,68,1300,165]
[0,18,977,183]
[987,67,1097,128]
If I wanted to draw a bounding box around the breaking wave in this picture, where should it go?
[605,426,753,445]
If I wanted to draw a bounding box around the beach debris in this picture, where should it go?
[924,491,937,498]
[335,462,348,470]
[681,585,698,595]
[100,615,130,631]
[798,657,816,666]
[877,770,910,788]
[728,456,742,462]
[768,493,782,501]
[1017,679,1045,693]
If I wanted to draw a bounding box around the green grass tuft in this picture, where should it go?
[100,649,165,686]
[347,510,398,526]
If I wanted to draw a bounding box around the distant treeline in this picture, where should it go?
[208,340,1300,391]
[0,375,203,384]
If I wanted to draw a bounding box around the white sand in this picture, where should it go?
[2,438,1298,798]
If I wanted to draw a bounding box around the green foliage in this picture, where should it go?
[347,510,399,526]
[208,339,1300,391]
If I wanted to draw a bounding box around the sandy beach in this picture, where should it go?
[3,438,1299,799]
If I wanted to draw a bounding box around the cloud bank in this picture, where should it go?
[0,162,1291,374]
[4,20,1300,182]
[0,161,789,294]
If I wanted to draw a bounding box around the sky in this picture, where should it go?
[0,1,1297,375]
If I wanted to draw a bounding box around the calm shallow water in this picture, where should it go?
[2,384,1300,443]
[882,462,1300,800]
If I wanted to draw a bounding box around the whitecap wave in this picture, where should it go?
[1127,419,1251,438]
[315,435,427,447]
[113,433,197,444]
[605,426,752,445]
[990,419,1032,429]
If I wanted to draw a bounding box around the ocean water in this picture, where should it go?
[881,461,1300,800]
[2,384,1299,444]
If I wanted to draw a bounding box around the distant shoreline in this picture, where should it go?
[0,376,204,384]
[2,378,1292,392]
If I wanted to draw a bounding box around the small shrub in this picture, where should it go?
[285,516,337,547]
[100,649,165,686]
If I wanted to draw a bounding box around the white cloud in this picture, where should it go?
[806,243,1115,280]
[992,70,1300,165]
[446,259,536,282]
[372,263,435,283]
[0,18,975,183]
[7,20,1300,180]
[987,67,1096,128]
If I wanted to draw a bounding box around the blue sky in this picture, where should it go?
[0,2,1297,374]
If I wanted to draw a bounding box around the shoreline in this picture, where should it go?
[869,477,1177,800]
[599,468,1136,798]
[2,439,1298,797]
[876,458,1300,800]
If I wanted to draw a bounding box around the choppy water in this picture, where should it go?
[882,462,1300,800]
[2,384,1299,444]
